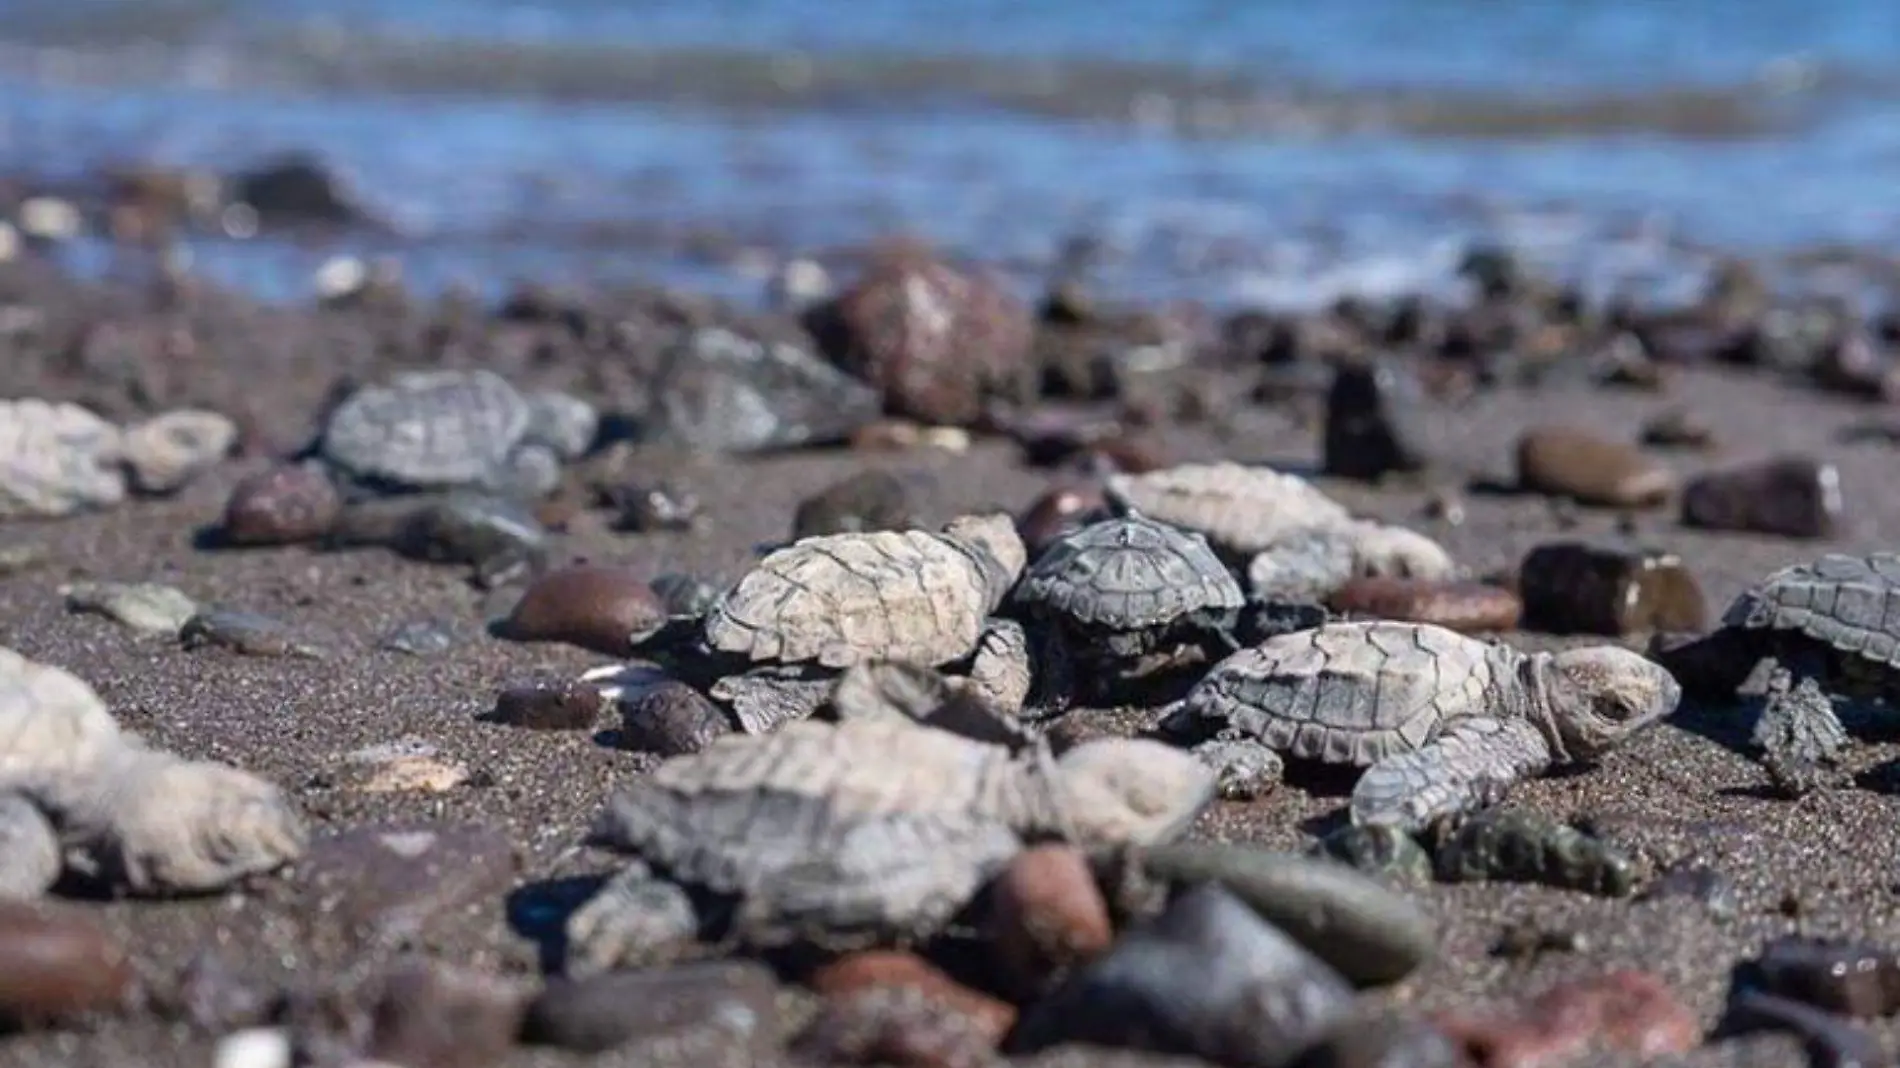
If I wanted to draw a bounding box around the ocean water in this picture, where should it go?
[1,0,1898,308]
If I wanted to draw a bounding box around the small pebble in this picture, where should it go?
[1292,1011,1467,1068]
[487,678,610,731]
[296,823,518,945]
[214,1028,292,1068]
[520,960,780,1055]
[120,409,237,494]
[1516,542,1706,636]
[987,846,1116,999]
[793,469,916,540]
[1005,883,1355,1065]
[343,740,470,795]
[0,900,134,1026]
[1433,810,1635,897]
[219,463,341,546]
[61,580,198,636]
[612,672,733,756]
[1131,842,1435,986]
[1681,455,1843,538]
[364,958,525,1068]
[794,982,1007,1068]
[1490,920,1588,961]
[1314,825,1433,888]
[1323,358,1431,481]
[1639,407,1716,450]
[493,565,667,655]
[1016,485,1108,556]
[179,609,326,659]
[1515,427,1676,508]
[1753,937,1900,1017]
[811,951,1016,1041]
[608,481,703,532]
[1328,577,1520,633]
[1434,970,1699,1067]
[378,619,457,656]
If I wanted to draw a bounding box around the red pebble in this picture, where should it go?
[219,463,340,546]
[987,845,1116,999]
[1433,970,1699,1068]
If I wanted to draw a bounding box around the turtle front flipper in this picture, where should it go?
[562,861,703,977]
[1753,667,1849,797]
[1350,716,1551,834]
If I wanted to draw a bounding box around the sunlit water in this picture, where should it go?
[2,0,1898,309]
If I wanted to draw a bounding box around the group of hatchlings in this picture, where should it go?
[555,460,1900,975]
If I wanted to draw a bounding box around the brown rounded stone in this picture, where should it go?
[1681,455,1843,539]
[810,952,1012,1032]
[494,566,666,656]
[0,901,134,1027]
[986,846,1116,1000]
[1015,485,1108,557]
[1515,427,1676,508]
[488,678,609,731]
[219,463,340,546]
[808,240,1035,426]
[616,673,732,756]
[1517,542,1707,637]
[807,951,1016,1059]
[1433,969,1698,1067]
[1328,577,1522,634]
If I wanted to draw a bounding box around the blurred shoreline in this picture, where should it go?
[0,1,1897,312]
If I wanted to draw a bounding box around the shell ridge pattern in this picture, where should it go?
[805,538,899,663]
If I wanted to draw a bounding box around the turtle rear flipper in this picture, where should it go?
[1349,716,1551,833]
[1753,669,1849,797]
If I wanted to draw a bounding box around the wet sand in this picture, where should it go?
[1,262,1898,1066]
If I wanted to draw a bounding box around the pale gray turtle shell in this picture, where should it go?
[704,528,1001,669]
[1013,514,1245,632]
[1178,621,1512,767]
[1724,552,1900,668]
[319,369,532,489]
[588,719,1032,948]
[1104,462,1352,557]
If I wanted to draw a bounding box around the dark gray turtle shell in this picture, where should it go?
[1012,514,1244,633]
[1725,552,1900,668]
[319,369,531,489]
[1176,621,1506,766]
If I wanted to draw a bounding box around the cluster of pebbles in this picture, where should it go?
[6,237,1900,1068]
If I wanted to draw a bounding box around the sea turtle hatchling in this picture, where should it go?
[1006,513,1246,704]
[1650,552,1900,794]
[562,718,1216,975]
[1159,621,1679,831]
[313,369,597,499]
[633,514,1034,732]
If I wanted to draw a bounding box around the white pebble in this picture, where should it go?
[213,1027,290,1068]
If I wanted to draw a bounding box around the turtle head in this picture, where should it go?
[942,513,1028,605]
[1050,739,1215,848]
[1548,645,1682,756]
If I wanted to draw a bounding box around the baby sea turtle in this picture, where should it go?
[563,718,1215,974]
[1161,621,1679,831]
[1651,552,1900,794]
[314,369,596,499]
[635,514,1033,732]
[1007,513,1245,704]
[1104,463,1455,602]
